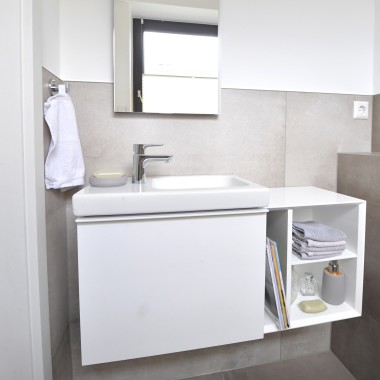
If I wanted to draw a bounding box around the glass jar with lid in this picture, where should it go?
[300,272,317,296]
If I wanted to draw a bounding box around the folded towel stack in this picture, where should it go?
[292,221,346,260]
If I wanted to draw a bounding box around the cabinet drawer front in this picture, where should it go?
[78,211,266,365]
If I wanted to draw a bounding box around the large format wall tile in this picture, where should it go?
[372,94,380,151]
[338,153,380,325]
[363,201,380,324]
[69,85,287,188]
[280,324,331,360]
[338,153,380,204]
[333,153,380,379]
[223,351,354,380]
[285,93,372,191]
[53,327,73,380]
[332,313,380,380]
[46,206,69,356]
[70,321,280,380]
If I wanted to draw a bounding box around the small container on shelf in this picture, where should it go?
[300,272,317,296]
[321,260,345,305]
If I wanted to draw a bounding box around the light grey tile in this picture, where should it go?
[285,93,372,191]
[332,312,380,380]
[70,321,280,380]
[280,323,331,360]
[222,351,354,380]
[46,204,70,356]
[69,84,286,188]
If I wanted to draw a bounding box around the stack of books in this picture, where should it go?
[265,237,290,330]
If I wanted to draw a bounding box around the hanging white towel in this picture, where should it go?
[44,93,85,190]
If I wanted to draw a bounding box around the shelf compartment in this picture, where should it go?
[265,258,360,332]
[264,301,361,333]
[290,248,357,266]
[292,204,361,256]
[265,188,365,334]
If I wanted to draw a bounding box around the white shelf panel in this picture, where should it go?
[289,295,360,329]
[268,186,365,210]
[290,249,357,266]
[264,296,361,335]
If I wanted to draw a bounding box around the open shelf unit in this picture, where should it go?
[264,186,366,334]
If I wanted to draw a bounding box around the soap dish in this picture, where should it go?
[89,169,128,187]
[89,175,128,187]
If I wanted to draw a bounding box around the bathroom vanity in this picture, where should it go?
[73,175,270,365]
[73,180,365,366]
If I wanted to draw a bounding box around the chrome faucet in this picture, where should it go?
[132,144,173,183]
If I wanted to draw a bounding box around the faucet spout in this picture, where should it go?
[132,145,173,183]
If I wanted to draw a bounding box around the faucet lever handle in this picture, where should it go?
[133,144,163,154]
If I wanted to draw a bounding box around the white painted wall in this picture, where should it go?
[0,0,52,379]
[60,0,114,82]
[373,1,380,93]
[41,0,60,75]
[44,0,377,94]
[220,0,375,95]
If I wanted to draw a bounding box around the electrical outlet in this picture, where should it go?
[353,101,369,120]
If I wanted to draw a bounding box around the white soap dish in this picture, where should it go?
[89,169,127,187]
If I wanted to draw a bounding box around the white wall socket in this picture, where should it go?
[353,101,369,120]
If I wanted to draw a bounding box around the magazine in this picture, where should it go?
[265,238,290,330]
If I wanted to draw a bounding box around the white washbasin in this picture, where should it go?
[151,174,251,190]
[72,174,269,217]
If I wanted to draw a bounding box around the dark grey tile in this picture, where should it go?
[363,202,380,324]
[70,320,280,380]
[182,374,223,380]
[52,327,73,380]
[332,312,380,380]
[280,324,331,360]
[372,94,380,152]
[338,153,380,204]
[223,351,354,380]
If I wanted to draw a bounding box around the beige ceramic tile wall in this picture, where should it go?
[70,83,286,187]
[44,76,373,379]
[285,92,372,190]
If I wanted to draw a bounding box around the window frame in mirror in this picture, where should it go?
[113,0,219,115]
[132,18,218,112]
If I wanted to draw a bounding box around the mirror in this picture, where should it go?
[114,0,219,114]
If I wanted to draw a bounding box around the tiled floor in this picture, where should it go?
[184,351,355,380]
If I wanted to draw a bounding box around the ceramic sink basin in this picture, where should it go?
[150,174,252,190]
[72,174,269,217]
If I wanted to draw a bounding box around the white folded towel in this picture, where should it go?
[44,93,85,190]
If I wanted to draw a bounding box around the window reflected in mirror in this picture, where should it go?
[133,19,218,114]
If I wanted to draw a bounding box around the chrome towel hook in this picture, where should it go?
[48,79,69,96]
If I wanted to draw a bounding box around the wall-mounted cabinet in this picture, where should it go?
[265,187,366,333]
[76,209,267,365]
[74,186,365,366]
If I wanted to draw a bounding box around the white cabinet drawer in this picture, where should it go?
[77,209,267,365]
